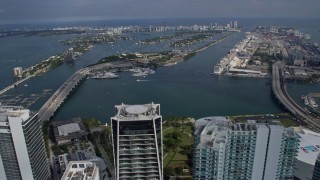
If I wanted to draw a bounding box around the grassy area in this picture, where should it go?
[164,151,175,167]
[280,118,299,127]
[82,118,101,130]
[183,52,196,60]
[163,117,194,179]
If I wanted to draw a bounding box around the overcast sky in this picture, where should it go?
[1,0,320,23]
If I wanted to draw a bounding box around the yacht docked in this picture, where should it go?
[91,72,119,79]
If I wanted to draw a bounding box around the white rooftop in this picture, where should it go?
[0,105,30,122]
[295,128,320,165]
[58,123,81,136]
[61,161,99,180]
[195,117,230,149]
[125,105,149,114]
[113,103,161,120]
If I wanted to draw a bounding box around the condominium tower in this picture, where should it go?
[111,103,163,180]
[313,154,320,180]
[0,104,51,180]
[193,117,299,180]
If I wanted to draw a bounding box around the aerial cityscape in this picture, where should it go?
[0,1,320,180]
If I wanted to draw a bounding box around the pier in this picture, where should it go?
[308,93,320,98]
[272,61,320,132]
[38,62,133,123]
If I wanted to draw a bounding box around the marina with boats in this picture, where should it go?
[129,67,155,77]
[91,72,119,79]
[90,67,156,79]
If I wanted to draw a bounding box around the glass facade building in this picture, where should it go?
[193,117,300,180]
[111,103,162,180]
[313,154,320,180]
[0,105,51,180]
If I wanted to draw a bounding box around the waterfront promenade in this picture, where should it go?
[38,62,133,123]
[272,61,320,131]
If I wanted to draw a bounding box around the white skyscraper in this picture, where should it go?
[193,117,299,180]
[234,21,238,28]
[0,104,51,180]
[111,103,163,180]
[13,67,23,77]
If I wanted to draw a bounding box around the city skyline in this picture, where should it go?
[0,0,320,23]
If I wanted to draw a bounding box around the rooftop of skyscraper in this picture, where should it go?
[113,102,161,120]
[0,104,31,122]
[195,116,298,149]
[294,127,320,165]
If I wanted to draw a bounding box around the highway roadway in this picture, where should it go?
[272,61,320,132]
[38,62,133,123]
[0,75,34,96]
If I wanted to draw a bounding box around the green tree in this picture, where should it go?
[174,167,183,175]
[164,167,175,179]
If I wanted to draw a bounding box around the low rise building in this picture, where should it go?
[294,60,307,67]
[52,118,88,144]
[58,153,72,174]
[59,151,108,180]
[61,161,100,180]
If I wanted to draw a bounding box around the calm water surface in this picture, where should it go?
[1,18,319,123]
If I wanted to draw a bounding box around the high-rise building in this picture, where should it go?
[111,103,163,180]
[193,117,300,180]
[0,104,51,180]
[234,21,238,29]
[313,154,320,180]
[13,67,23,77]
[294,128,320,180]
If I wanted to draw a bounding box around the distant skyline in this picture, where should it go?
[1,0,320,23]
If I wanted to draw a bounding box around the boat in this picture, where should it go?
[308,97,318,108]
[132,72,148,77]
[129,68,142,73]
[130,67,155,77]
[302,95,319,109]
[91,72,119,79]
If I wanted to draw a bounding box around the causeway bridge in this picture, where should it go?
[0,75,33,96]
[38,62,133,123]
[272,61,320,132]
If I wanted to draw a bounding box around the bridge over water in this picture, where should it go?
[0,75,33,96]
[272,62,320,132]
[38,62,133,123]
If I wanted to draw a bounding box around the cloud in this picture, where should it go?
[0,0,319,23]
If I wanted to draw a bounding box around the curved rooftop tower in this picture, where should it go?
[111,103,163,180]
